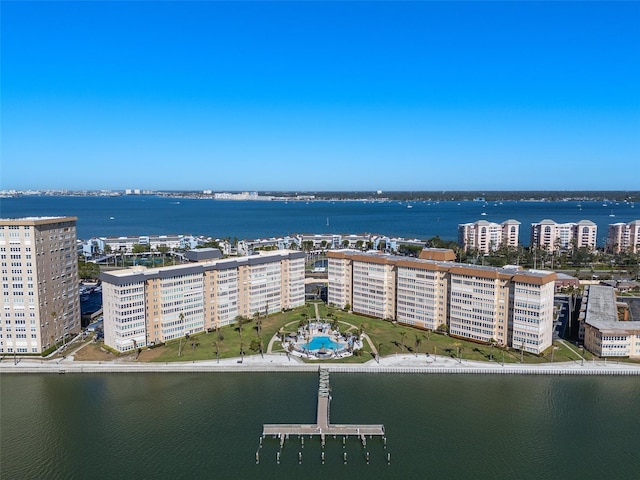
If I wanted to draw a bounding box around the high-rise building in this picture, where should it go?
[606,220,640,254]
[530,219,597,252]
[101,250,305,352]
[458,219,520,253]
[0,217,81,354]
[328,250,556,354]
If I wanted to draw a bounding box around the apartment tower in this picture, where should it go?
[0,217,81,354]
[530,219,597,252]
[458,219,521,253]
[606,220,640,254]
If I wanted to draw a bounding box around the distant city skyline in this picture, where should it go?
[2,1,639,191]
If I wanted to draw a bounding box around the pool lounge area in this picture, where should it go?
[283,321,362,360]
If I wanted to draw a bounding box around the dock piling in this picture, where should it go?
[261,368,386,464]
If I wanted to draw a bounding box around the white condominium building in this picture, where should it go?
[448,265,509,346]
[327,252,353,309]
[448,266,554,352]
[458,219,520,253]
[395,260,449,331]
[606,220,640,254]
[510,271,555,354]
[530,219,597,252]
[328,250,556,354]
[351,255,396,320]
[102,250,305,352]
[0,217,81,354]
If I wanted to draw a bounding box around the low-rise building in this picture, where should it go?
[583,285,640,358]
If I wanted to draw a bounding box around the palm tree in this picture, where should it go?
[376,342,383,363]
[414,335,421,357]
[179,312,185,337]
[235,315,244,342]
[213,341,220,363]
[550,342,558,363]
[489,338,496,361]
[400,332,407,352]
[452,342,462,362]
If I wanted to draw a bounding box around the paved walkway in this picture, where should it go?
[3,350,640,375]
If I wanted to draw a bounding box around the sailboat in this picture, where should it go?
[609,210,615,217]
[326,217,329,226]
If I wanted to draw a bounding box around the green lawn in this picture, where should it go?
[142,302,593,365]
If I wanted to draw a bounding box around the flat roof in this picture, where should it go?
[101,249,305,285]
[585,285,640,334]
[327,250,556,284]
[0,216,77,225]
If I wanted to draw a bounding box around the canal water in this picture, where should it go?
[1,373,639,479]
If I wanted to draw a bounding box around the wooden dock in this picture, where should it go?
[262,368,385,444]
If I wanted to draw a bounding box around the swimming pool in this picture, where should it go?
[301,335,344,352]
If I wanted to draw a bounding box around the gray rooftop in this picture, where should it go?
[584,285,640,333]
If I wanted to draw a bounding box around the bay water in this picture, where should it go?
[1,195,637,246]
[1,373,639,479]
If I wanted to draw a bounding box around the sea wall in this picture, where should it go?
[2,363,639,375]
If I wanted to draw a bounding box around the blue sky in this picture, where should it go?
[2,1,639,191]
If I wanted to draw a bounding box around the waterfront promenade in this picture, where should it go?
[2,351,639,375]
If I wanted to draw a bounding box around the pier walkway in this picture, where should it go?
[262,368,385,445]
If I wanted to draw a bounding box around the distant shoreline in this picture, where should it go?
[2,190,639,203]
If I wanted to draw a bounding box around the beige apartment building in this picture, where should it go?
[606,220,640,254]
[328,250,556,354]
[101,250,305,352]
[530,219,597,252]
[0,217,81,354]
[582,285,640,358]
[458,219,520,253]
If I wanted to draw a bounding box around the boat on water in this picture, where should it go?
[481,212,488,216]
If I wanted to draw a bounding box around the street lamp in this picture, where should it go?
[580,346,584,366]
